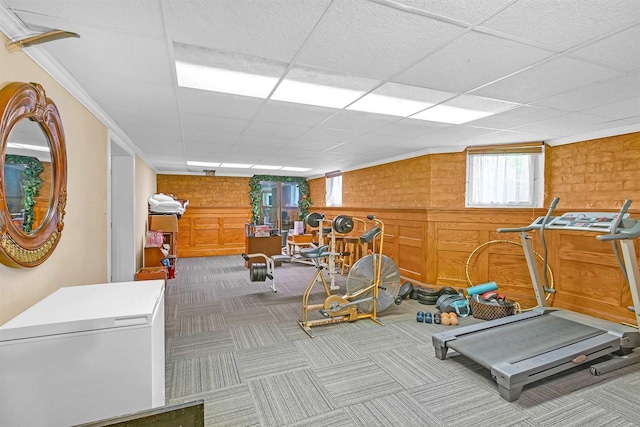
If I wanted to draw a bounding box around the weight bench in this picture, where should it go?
[241,252,291,293]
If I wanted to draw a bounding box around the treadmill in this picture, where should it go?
[432,198,640,401]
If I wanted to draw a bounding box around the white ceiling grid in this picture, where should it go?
[0,0,637,177]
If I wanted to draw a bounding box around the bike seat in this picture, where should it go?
[300,245,330,259]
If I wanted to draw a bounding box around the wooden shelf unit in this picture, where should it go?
[145,214,178,278]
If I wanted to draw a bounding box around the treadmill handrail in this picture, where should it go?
[498,197,560,234]
[497,224,538,233]
[597,220,640,240]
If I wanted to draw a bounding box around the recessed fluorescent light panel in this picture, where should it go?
[281,166,311,172]
[251,165,282,170]
[174,42,286,98]
[187,161,220,167]
[220,163,253,168]
[411,94,519,124]
[271,66,380,109]
[347,82,454,117]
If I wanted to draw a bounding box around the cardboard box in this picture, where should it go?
[135,266,168,281]
[149,214,178,232]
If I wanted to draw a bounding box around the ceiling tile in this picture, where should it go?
[80,75,177,113]
[135,144,184,157]
[287,139,343,154]
[531,73,640,113]
[396,31,553,93]
[233,134,290,149]
[108,110,182,143]
[184,141,234,160]
[226,144,275,157]
[465,105,569,129]
[166,0,332,62]
[391,0,515,24]
[514,112,620,136]
[570,25,640,72]
[253,101,337,127]
[300,127,360,143]
[177,88,264,121]
[479,0,640,50]
[280,140,338,154]
[347,133,407,147]
[373,119,451,138]
[401,126,497,148]
[324,143,405,158]
[471,56,625,104]
[14,14,174,85]
[243,121,310,140]
[319,110,398,133]
[582,98,640,120]
[147,153,189,164]
[181,114,248,142]
[156,164,189,173]
[295,0,464,79]
[9,1,165,35]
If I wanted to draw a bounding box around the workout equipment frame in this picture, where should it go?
[432,198,640,401]
[241,252,291,293]
[298,215,400,337]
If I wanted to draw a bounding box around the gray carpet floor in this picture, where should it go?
[164,255,640,427]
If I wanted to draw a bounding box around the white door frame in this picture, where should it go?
[108,133,136,282]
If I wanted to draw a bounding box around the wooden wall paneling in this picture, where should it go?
[395,222,422,282]
[436,250,472,287]
[424,221,437,285]
[177,207,250,257]
[551,230,633,323]
[193,215,220,246]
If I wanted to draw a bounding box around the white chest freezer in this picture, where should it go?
[0,280,165,427]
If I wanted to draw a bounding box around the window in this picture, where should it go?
[326,171,342,207]
[466,143,544,208]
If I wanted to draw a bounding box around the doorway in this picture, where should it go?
[259,181,301,241]
[109,137,136,282]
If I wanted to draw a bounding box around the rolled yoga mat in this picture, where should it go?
[467,281,498,296]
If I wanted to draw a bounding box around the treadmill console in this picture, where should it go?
[540,212,630,232]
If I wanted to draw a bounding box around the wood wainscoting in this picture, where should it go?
[177,207,251,257]
[319,207,638,325]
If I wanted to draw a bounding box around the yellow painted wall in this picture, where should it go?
[0,33,109,324]
[135,155,157,270]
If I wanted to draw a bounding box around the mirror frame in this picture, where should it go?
[0,82,68,268]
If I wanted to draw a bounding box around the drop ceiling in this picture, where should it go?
[0,0,638,178]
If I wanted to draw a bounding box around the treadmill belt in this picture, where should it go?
[448,315,604,368]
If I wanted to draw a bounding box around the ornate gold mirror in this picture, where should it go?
[0,82,67,267]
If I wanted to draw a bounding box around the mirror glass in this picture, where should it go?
[4,119,53,233]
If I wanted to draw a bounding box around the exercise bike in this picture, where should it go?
[298,214,401,337]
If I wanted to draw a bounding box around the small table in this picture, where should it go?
[286,234,314,256]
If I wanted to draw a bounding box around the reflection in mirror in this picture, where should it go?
[4,120,52,233]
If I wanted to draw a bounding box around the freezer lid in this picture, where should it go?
[0,280,164,342]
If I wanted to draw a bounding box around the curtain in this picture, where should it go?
[326,175,342,207]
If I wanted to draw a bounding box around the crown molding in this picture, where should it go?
[546,123,640,147]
